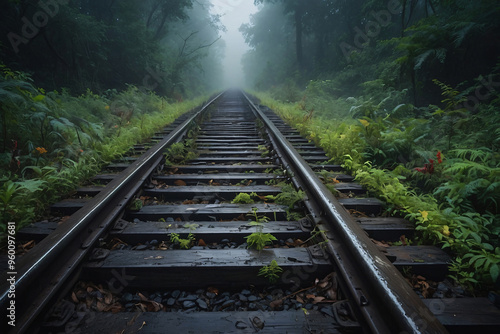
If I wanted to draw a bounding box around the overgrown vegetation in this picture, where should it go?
[243,0,500,292]
[252,64,500,291]
[164,140,198,165]
[0,64,205,246]
[0,0,224,97]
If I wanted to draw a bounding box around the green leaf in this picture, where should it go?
[469,232,481,243]
[490,264,499,283]
[474,258,486,269]
[33,94,45,102]
[482,243,494,251]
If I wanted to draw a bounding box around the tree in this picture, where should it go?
[0,0,224,97]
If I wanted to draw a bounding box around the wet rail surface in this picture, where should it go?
[2,91,500,333]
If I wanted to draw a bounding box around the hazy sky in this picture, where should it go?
[210,0,258,87]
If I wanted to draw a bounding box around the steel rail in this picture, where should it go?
[0,92,222,333]
[243,91,448,333]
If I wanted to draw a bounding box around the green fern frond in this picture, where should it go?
[450,148,493,163]
[444,161,492,178]
[463,178,490,197]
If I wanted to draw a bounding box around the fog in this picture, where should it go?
[210,0,258,88]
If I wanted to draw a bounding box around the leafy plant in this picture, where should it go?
[170,232,195,249]
[432,79,469,150]
[245,208,276,251]
[273,184,305,209]
[448,257,479,291]
[258,259,283,283]
[257,144,270,158]
[232,192,258,204]
[128,198,143,211]
[164,141,198,165]
[0,179,45,234]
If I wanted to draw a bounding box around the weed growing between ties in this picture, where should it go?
[258,259,283,283]
[245,208,276,251]
[164,139,199,166]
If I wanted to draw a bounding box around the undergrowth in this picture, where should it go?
[251,65,500,290]
[0,64,206,246]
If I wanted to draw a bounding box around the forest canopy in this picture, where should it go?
[242,0,500,106]
[0,0,225,97]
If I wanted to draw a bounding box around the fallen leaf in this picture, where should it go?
[349,209,368,217]
[371,238,390,248]
[103,292,113,304]
[329,177,340,184]
[311,296,325,304]
[198,239,207,246]
[108,303,124,313]
[97,301,107,311]
[58,216,70,225]
[270,299,283,309]
[174,180,187,186]
[136,303,146,312]
[20,240,35,250]
[400,235,407,246]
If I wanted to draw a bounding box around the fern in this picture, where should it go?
[444,161,493,178]
[451,148,494,164]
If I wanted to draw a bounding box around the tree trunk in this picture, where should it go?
[294,7,303,70]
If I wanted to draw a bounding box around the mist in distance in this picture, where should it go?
[211,0,258,88]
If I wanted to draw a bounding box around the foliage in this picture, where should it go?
[252,65,500,289]
[169,232,195,249]
[273,184,305,209]
[232,192,258,204]
[245,208,276,251]
[0,65,205,245]
[164,141,198,165]
[0,178,44,243]
[258,259,283,283]
[0,0,224,98]
[246,231,277,251]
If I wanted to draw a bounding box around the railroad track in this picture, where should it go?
[2,90,499,333]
